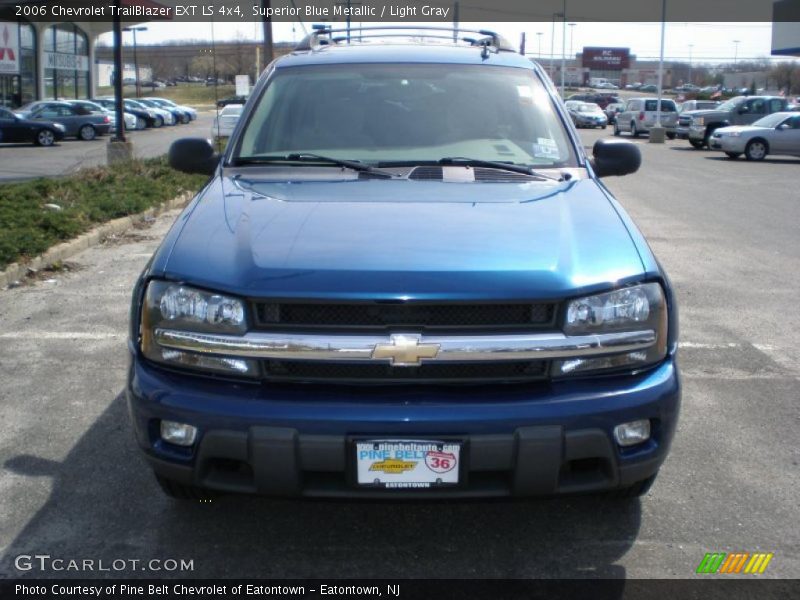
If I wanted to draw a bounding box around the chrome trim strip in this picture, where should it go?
[153,329,656,365]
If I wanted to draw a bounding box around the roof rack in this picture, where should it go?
[295,25,515,56]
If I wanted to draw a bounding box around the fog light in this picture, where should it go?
[613,420,651,447]
[160,420,198,447]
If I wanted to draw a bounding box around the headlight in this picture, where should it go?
[692,117,705,126]
[140,281,258,377]
[554,283,668,377]
[722,131,740,137]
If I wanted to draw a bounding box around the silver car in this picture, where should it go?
[709,112,800,160]
[614,97,678,138]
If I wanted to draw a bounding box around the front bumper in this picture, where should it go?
[127,353,681,498]
[709,136,746,153]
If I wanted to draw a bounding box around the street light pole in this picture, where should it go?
[568,23,576,59]
[536,32,543,58]
[688,43,693,85]
[560,0,567,97]
[651,0,666,142]
[123,26,147,98]
[733,39,740,68]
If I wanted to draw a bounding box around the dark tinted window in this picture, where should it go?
[644,100,676,111]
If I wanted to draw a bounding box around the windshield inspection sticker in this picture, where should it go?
[533,138,560,159]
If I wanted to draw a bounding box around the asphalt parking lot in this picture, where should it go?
[0,129,798,580]
[0,112,215,181]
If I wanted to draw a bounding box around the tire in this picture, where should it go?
[35,129,55,147]
[666,132,676,140]
[152,116,163,128]
[702,127,718,149]
[689,140,704,149]
[725,152,742,159]
[78,124,96,141]
[602,124,607,129]
[180,113,190,124]
[744,139,768,161]
[155,474,216,501]
[613,121,620,136]
[612,472,658,499]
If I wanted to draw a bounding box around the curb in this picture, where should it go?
[0,191,194,290]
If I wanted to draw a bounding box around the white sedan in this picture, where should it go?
[212,104,243,139]
[709,112,800,160]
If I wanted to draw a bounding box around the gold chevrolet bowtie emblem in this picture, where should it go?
[372,335,440,366]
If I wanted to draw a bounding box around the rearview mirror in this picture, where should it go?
[168,138,219,176]
[590,139,641,178]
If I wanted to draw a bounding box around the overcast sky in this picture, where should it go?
[98,21,784,64]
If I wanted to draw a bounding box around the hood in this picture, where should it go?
[681,108,726,119]
[715,124,766,135]
[155,175,646,301]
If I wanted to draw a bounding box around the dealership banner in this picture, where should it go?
[0,20,18,74]
[1,0,800,22]
[2,579,800,600]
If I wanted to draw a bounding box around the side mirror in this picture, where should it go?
[168,138,219,176]
[738,106,749,114]
[591,138,641,178]
[777,123,790,131]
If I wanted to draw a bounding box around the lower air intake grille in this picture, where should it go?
[262,360,549,384]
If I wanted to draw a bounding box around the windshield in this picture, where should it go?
[577,103,600,112]
[235,64,576,168]
[717,97,745,112]
[752,113,789,128]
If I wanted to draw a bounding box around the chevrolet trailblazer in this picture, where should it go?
[127,27,680,500]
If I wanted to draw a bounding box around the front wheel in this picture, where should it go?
[725,152,742,159]
[152,116,163,128]
[666,132,676,140]
[35,129,55,146]
[745,139,768,161]
[79,124,96,141]
[135,116,146,130]
[613,121,621,136]
[180,114,190,124]
[630,121,639,137]
[689,140,704,149]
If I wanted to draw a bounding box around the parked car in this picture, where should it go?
[0,107,66,146]
[68,99,138,132]
[708,112,800,160]
[594,81,619,90]
[217,94,248,108]
[93,98,146,130]
[604,102,625,125]
[212,104,243,139]
[566,93,620,110]
[614,98,678,138]
[639,84,658,93]
[566,101,608,128]
[145,97,197,122]
[678,96,789,149]
[22,102,111,140]
[132,98,176,126]
[131,27,680,501]
[625,82,642,90]
[675,100,721,139]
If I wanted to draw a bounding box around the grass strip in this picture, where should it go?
[0,157,207,270]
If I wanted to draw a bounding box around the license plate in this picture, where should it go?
[355,440,461,489]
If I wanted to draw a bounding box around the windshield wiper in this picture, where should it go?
[233,153,397,179]
[436,157,564,182]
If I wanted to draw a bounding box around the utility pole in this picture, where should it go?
[733,39,740,69]
[111,3,125,143]
[568,23,576,59]
[261,0,274,69]
[123,26,147,98]
[560,0,567,97]
[651,0,667,142]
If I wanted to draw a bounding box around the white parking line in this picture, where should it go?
[0,332,122,340]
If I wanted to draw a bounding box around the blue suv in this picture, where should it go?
[127,27,680,500]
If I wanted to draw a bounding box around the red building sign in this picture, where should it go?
[582,47,631,70]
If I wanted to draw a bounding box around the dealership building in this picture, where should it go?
[0,0,171,108]
[539,47,678,88]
